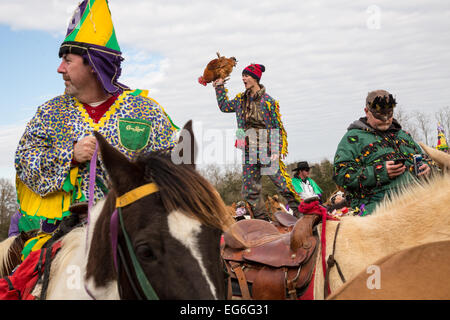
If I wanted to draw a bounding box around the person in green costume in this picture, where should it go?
[291,161,323,202]
[333,90,431,216]
[11,0,178,260]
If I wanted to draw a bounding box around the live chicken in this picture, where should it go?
[198,52,237,86]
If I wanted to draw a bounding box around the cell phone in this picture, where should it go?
[394,158,406,165]
[413,154,424,175]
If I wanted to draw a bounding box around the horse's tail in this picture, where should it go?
[0,236,17,278]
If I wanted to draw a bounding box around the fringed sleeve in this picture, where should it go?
[267,99,288,157]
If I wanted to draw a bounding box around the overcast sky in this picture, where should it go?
[1,0,449,182]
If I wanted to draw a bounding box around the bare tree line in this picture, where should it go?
[0,178,18,240]
[200,160,337,206]
[396,106,450,146]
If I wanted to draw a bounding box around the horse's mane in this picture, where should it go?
[375,172,449,218]
[135,151,235,231]
[340,172,450,245]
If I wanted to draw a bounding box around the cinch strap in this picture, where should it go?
[115,183,159,208]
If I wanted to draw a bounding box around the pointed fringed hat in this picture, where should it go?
[59,0,129,94]
[436,123,449,151]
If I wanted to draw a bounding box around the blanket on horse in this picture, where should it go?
[0,242,61,300]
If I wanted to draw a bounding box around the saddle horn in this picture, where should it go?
[290,214,321,251]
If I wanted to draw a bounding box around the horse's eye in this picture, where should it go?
[135,244,156,261]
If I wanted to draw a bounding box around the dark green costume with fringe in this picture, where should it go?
[333,117,430,215]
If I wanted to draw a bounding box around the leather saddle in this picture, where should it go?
[68,201,88,221]
[222,214,320,300]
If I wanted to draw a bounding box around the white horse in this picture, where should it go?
[43,199,118,299]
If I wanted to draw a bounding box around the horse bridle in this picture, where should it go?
[110,182,160,300]
[86,144,159,300]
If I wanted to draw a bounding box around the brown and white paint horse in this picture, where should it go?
[39,120,234,299]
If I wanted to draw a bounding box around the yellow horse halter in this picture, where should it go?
[116,183,159,208]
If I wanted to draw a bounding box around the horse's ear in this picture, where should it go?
[171,120,197,170]
[419,142,450,170]
[94,132,142,195]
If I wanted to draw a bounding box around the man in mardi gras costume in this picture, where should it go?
[333,90,431,215]
[9,0,178,260]
[212,64,301,218]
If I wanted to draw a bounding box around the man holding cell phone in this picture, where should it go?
[333,90,431,216]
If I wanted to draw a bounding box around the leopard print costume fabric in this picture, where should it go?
[15,90,177,207]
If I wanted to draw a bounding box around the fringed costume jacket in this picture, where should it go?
[215,85,288,157]
[15,89,177,228]
[214,85,300,206]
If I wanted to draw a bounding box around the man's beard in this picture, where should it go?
[64,84,77,97]
[374,123,391,131]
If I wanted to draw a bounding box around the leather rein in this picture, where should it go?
[110,183,160,300]
[86,144,159,300]
[323,222,346,299]
[298,201,346,299]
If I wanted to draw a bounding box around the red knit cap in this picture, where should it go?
[242,64,265,81]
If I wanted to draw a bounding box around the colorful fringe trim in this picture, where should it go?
[16,166,85,226]
[131,89,180,132]
[271,100,288,157]
[21,233,52,261]
[279,160,302,202]
[74,90,127,131]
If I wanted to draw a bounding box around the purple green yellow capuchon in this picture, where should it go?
[59,0,128,94]
[436,123,448,151]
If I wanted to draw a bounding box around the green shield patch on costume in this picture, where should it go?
[118,118,152,151]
